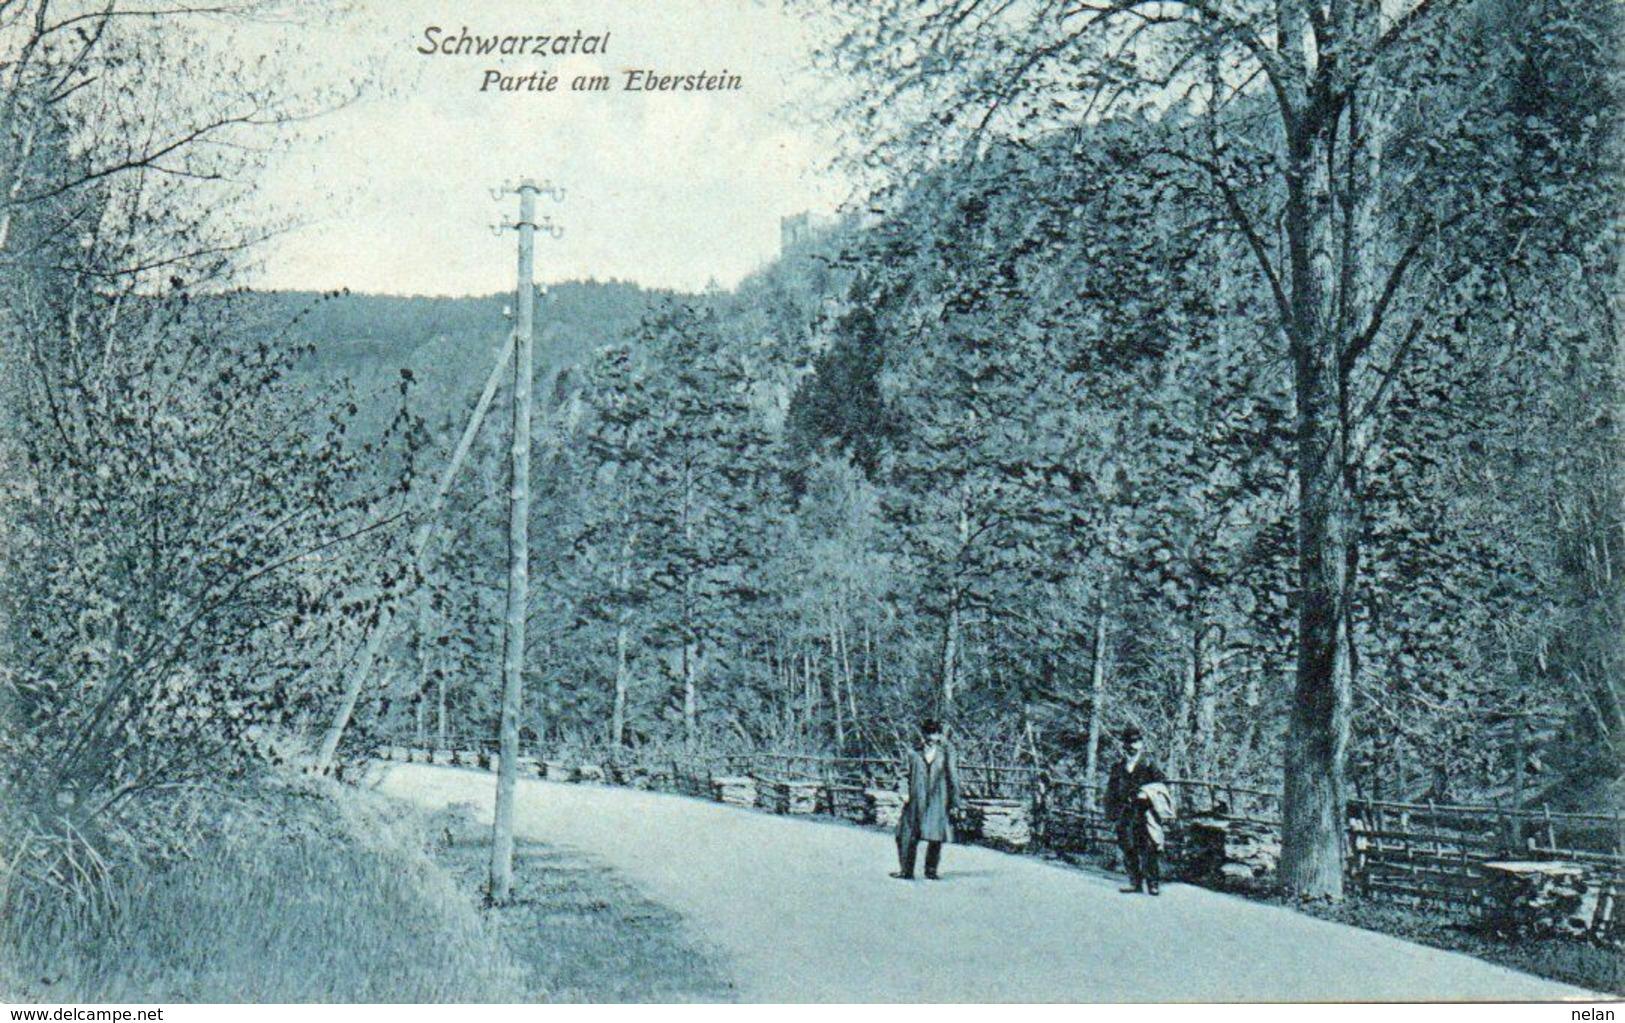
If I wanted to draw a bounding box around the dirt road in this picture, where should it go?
[379,763,1592,1002]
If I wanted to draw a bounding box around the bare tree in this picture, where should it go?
[0,1,353,261]
[809,0,1486,896]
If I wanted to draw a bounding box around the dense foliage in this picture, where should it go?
[0,0,418,918]
[362,0,1621,821]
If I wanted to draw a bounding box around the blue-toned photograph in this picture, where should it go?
[0,0,1619,1005]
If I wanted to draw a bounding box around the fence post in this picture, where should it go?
[1030,769,1047,848]
[1459,841,1475,919]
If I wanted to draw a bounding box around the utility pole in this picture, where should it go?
[489,178,563,906]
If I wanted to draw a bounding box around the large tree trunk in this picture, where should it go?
[1279,99,1357,898]
[1276,0,1393,897]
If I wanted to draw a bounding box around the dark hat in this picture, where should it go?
[920,718,943,737]
[1120,725,1144,743]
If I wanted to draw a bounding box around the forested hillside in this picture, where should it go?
[374,0,1621,820]
[249,284,668,437]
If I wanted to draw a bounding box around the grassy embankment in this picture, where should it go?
[430,800,732,1002]
[0,774,728,1002]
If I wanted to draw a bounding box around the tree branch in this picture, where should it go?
[1341,210,1466,375]
[1060,0,1300,114]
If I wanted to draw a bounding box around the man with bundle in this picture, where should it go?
[1104,725,1172,895]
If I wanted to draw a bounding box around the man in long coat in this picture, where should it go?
[893,719,962,880]
[1104,724,1167,894]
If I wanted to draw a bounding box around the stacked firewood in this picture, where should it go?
[711,775,757,808]
[867,788,905,830]
[1482,861,1591,939]
[1181,815,1281,882]
[760,779,822,815]
[966,798,1032,848]
[829,785,871,823]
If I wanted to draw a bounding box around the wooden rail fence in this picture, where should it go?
[372,739,1622,945]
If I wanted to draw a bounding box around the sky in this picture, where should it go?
[240,0,846,296]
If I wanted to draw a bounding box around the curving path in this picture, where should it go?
[377,763,1593,1002]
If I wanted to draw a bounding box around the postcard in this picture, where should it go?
[1,0,1618,1006]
